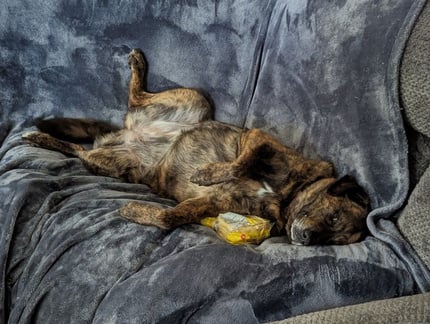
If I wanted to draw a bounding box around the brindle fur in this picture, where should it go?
[23,48,370,245]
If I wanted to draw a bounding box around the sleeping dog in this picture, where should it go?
[23,49,370,245]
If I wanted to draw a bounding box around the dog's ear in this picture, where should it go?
[328,175,370,210]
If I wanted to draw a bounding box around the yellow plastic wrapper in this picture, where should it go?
[201,212,273,245]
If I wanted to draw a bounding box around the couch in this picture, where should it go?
[1,0,429,323]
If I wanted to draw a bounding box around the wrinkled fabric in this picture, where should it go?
[1,0,428,323]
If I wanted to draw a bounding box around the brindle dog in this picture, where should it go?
[23,49,370,245]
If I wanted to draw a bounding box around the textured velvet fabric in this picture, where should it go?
[1,0,429,322]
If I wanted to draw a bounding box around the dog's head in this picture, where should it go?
[284,176,370,245]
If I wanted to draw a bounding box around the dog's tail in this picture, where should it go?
[35,118,120,142]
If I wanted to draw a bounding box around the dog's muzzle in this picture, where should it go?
[290,218,315,246]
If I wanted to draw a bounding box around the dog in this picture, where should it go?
[23,48,370,245]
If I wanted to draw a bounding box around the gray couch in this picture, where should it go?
[1,0,429,323]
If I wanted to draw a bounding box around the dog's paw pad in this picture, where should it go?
[128,49,145,70]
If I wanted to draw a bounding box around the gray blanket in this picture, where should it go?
[1,0,429,323]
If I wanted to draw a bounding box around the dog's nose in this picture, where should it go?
[300,230,312,245]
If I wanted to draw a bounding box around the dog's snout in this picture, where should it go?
[291,225,315,246]
[300,230,312,245]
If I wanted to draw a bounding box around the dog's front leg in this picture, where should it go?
[191,128,291,186]
[120,197,219,229]
[120,202,168,228]
[190,162,238,185]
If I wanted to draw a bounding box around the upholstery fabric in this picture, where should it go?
[397,0,430,282]
[398,165,430,270]
[400,0,430,137]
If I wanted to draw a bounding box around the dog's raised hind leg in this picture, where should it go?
[127,48,154,108]
[126,49,212,121]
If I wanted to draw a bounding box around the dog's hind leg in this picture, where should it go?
[35,118,120,143]
[127,48,152,108]
[22,131,145,182]
[22,131,86,155]
[76,148,144,183]
[127,49,212,121]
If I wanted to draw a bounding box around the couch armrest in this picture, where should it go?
[400,0,430,137]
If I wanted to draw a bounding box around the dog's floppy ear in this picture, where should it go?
[328,175,370,210]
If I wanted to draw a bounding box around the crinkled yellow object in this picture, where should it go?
[201,212,273,245]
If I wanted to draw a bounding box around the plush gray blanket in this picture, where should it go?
[1,0,429,323]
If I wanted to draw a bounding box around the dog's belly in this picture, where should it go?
[112,121,199,168]
[154,121,242,201]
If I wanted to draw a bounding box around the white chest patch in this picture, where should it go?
[257,182,274,197]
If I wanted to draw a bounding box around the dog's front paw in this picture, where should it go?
[128,48,145,70]
[120,202,168,229]
[190,167,217,186]
[190,163,237,186]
